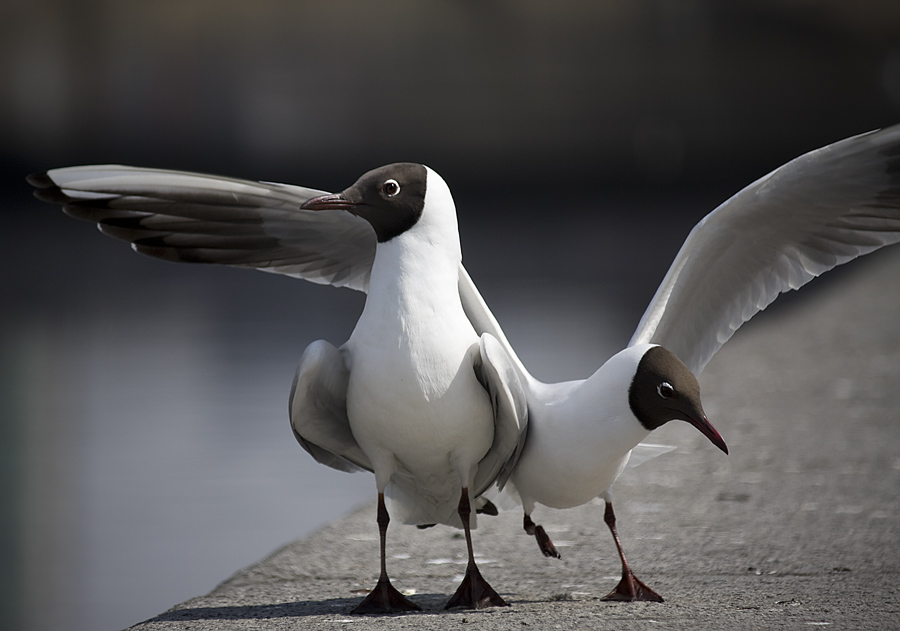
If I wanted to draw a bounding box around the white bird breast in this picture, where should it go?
[510,346,654,510]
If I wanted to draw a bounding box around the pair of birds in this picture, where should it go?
[29,123,900,613]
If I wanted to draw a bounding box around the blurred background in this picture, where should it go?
[1,1,899,630]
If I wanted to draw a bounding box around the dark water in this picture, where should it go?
[1,204,381,630]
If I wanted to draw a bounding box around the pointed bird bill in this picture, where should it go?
[301,193,358,211]
[686,413,728,454]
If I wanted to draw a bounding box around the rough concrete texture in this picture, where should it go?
[128,249,900,630]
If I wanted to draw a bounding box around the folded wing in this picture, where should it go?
[289,339,373,473]
[472,334,529,495]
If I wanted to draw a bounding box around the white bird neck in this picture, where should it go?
[361,166,468,330]
[566,345,655,450]
[368,236,462,309]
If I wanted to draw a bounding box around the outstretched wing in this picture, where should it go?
[28,165,376,291]
[629,124,900,375]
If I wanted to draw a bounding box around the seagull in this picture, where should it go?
[28,162,529,613]
[463,123,900,602]
[27,122,900,605]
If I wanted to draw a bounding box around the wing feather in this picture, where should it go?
[472,334,529,495]
[289,340,371,474]
[29,165,376,291]
[629,124,900,374]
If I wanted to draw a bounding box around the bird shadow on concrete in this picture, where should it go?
[143,593,507,621]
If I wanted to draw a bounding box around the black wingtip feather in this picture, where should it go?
[133,235,170,249]
[99,216,146,229]
[33,187,72,204]
[26,172,54,189]
[476,499,499,516]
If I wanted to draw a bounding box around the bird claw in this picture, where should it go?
[524,514,561,559]
[351,576,421,614]
[534,524,561,558]
[445,563,509,609]
[600,570,664,602]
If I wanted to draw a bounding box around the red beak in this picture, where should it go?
[300,193,358,211]
[687,414,728,454]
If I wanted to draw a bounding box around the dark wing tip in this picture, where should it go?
[33,187,73,205]
[476,498,499,516]
[27,172,72,204]
[26,171,54,189]
[132,235,172,250]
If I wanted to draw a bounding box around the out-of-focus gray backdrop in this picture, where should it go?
[1,2,898,630]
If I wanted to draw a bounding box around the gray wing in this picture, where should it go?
[629,124,900,375]
[471,334,529,496]
[289,340,372,473]
[28,165,376,292]
[459,264,532,383]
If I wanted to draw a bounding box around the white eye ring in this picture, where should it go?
[382,179,400,197]
[657,382,674,399]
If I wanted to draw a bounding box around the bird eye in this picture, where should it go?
[381,179,400,197]
[657,382,674,399]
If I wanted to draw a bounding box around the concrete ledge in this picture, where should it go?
[129,250,900,630]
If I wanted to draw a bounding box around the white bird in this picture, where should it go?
[463,123,900,601]
[28,122,900,605]
[28,162,529,613]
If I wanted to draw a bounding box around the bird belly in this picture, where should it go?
[345,346,494,525]
[510,408,639,510]
[513,442,629,510]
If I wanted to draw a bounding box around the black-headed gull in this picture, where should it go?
[463,123,900,601]
[28,123,900,606]
[28,163,529,613]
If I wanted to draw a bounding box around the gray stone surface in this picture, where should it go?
[128,249,900,630]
